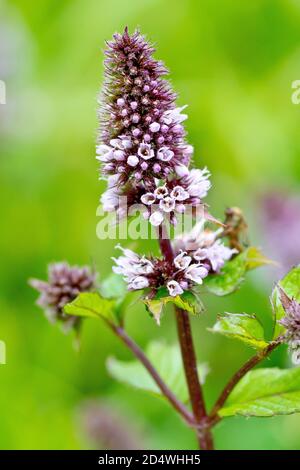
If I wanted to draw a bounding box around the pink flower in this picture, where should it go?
[138,143,155,160]
[157,147,174,162]
[127,155,139,167]
[184,264,208,284]
[174,251,192,270]
[149,122,160,132]
[170,186,189,201]
[159,197,176,213]
[141,193,156,205]
[167,280,184,297]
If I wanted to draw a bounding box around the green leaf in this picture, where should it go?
[107,340,209,403]
[204,247,273,296]
[209,312,268,350]
[271,265,300,339]
[219,367,300,418]
[171,292,203,315]
[64,292,116,322]
[100,272,136,323]
[100,272,128,299]
[144,289,203,325]
[244,246,274,270]
[181,290,204,313]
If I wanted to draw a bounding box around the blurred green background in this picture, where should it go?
[1,0,300,450]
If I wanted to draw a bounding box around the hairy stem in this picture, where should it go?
[106,321,195,427]
[157,228,214,450]
[210,340,282,419]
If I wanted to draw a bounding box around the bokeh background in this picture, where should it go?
[1,0,300,450]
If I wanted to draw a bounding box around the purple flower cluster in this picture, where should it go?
[112,245,208,297]
[29,262,96,328]
[174,219,237,273]
[278,287,300,364]
[98,28,191,183]
[112,224,236,297]
[98,28,211,226]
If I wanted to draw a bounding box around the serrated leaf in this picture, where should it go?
[204,247,273,296]
[144,289,202,325]
[64,292,116,322]
[219,367,300,418]
[209,312,268,350]
[271,265,300,339]
[107,340,209,403]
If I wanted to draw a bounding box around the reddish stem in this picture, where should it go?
[175,306,214,450]
[158,229,214,450]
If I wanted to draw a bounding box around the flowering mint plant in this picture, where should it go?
[98,28,210,226]
[30,29,300,450]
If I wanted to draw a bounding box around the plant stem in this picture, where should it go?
[175,306,214,450]
[157,227,214,450]
[106,321,195,427]
[210,340,281,419]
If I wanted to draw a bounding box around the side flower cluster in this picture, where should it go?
[174,219,237,273]
[278,287,300,364]
[113,230,236,298]
[29,262,96,329]
[98,28,211,226]
[112,245,208,297]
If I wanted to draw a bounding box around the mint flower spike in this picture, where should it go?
[29,262,96,329]
[98,28,213,227]
[278,287,300,364]
[98,27,192,187]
